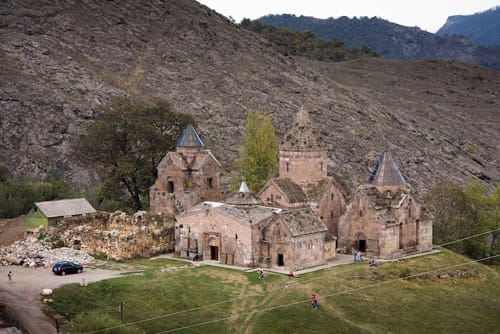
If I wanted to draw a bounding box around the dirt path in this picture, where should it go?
[0,265,122,333]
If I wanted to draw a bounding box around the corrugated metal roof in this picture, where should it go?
[35,198,96,218]
[369,149,406,186]
[176,124,204,148]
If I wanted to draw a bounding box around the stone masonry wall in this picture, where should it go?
[48,211,176,260]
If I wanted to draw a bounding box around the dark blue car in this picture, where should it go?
[52,261,83,275]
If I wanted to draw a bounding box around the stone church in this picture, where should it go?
[152,108,433,270]
[149,124,223,215]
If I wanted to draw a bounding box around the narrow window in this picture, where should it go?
[207,177,213,189]
[331,193,334,201]
[330,211,334,219]
[359,210,363,217]
[286,162,290,172]
[167,178,174,193]
[320,161,323,171]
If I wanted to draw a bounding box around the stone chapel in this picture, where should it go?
[149,124,223,215]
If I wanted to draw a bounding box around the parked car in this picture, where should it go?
[52,261,83,275]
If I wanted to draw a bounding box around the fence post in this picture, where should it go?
[119,302,124,321]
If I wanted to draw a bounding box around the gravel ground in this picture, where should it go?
[0,265,122,334]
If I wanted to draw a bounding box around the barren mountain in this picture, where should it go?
[1,0,499,197]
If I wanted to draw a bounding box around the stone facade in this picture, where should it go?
[259,106,346,238]
[337,150,433,258]
[175,189,330,271]
[47,211,176,260]
[150,124,223,215]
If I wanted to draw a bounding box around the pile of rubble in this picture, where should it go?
[0,237,94,268]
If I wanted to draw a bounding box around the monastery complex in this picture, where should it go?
[150,107,433,271]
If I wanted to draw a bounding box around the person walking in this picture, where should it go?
[311,293,319,309]
[7,271,12,281]
[258,267,264,279]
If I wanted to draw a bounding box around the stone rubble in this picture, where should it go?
[0,237,94,268]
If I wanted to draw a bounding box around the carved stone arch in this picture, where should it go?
[355,231,367,252]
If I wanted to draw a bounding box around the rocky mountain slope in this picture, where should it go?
[258,14,500,70]
[437,6,500,46]
[1,0,499,197]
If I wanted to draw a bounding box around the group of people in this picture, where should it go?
[353,250,364,262]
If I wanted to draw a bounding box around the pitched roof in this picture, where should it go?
[280,106,326,151]
[279,208,328,236]
[187,202,278,225]
[272,178,307,203]
[176,124,204,148]
[369,149,406,186]
[35,198,96,218]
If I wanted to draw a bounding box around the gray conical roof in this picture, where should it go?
[176,124,204,148]
[369,149,406,186]
[225,181,262,205]
[280,106,325,151]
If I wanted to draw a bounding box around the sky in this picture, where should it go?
[197,0,500,33]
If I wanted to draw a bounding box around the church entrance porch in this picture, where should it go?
[355,232,367,252]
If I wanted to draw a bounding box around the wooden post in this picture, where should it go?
[55,318,59,333]
[119,302,124,321]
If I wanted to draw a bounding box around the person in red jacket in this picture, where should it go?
[311,293,319,309]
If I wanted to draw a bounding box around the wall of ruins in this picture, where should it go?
[47,211,176,260]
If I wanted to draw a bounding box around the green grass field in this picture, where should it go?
[52,250,500,333]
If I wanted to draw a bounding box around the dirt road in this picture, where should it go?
[0,265,122,333]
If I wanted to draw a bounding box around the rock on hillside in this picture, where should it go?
[0,0,499,197]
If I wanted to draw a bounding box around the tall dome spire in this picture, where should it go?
[176,124,204,148]
[369,149,406,187]
[280,106,325,151]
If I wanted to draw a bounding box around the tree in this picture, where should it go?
[73,97,194,211]
[487,183,500,257]
[233,111,278,193]
[425,180,497,259]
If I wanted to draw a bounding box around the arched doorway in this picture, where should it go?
[355,232,367,252]
[207,236,219,261]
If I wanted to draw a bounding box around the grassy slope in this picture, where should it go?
[52,251,500,333]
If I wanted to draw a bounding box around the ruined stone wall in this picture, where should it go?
[49,211,176,260]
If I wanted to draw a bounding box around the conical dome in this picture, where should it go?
[369,149,406,186]
[176,124,204,148]
[280,106,325,151]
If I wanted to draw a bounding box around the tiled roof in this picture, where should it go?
[189,202,279,225]
[280,106,326,151]
[272,178,307,203]
[279,208,327,236]
[369,149,406,186]
[176,124,204,148]
[35,198,96,218]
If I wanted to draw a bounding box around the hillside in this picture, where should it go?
[437,7,500,46]
[258,14,500,70]
[52,251,500,333]
[1,0,500,198]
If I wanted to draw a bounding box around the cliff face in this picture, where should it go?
[1,0,500,196]
[437,7,500,46]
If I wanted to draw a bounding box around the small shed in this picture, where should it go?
[25,198,96,229]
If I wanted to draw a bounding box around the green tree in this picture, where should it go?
[0,173,72,218]
[425,180,496,259]
[73,97,194,211]
[487,183,500,257]
[233,111,278,193]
